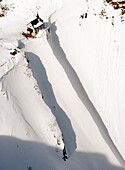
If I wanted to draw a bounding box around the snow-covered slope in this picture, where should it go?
[0,0,125,169]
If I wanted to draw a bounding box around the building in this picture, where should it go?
[27,14,44,36]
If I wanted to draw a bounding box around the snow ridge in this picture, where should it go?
[25,51,76,157]
[47,17,125,167]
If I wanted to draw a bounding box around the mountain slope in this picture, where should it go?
[0,0,125,169]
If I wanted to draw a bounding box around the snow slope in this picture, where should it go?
[0,0,125,169]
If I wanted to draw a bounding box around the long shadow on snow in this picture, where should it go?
[25,52,77,156]
[0,136,124,170]
[47,23,125,167]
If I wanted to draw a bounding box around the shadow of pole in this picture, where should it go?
[25,52,77,157]
[47,22,125,167]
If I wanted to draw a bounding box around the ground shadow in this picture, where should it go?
[18,40,25,49]
[25,52,77,157]
[47,22,125,167]
[0,136,124,170]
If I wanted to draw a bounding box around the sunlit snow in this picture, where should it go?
[0,0,125,169]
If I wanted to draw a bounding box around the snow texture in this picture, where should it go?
[0,0,125,169]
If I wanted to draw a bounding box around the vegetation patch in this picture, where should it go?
[10,49,19,56]
[105,0,125,15]
[0,1,14,17]
[92,0,125,26]
[22,32,36,39]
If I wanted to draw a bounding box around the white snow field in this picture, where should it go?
[0,0,125,169]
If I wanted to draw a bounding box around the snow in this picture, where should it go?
[0,0,125,169]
